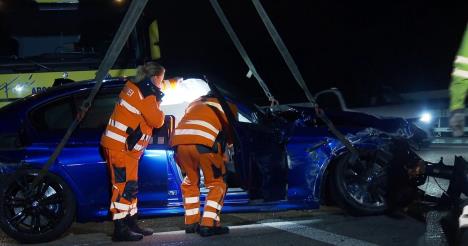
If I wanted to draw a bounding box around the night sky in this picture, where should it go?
[151,1,468,107]
[1,0,467,107]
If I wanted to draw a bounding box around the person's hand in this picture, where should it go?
[449,109,465,137]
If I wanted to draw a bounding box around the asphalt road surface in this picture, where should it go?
[0,144,465,246]
[0,208,430,246]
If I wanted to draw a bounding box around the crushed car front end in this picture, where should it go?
[272,106,427,215]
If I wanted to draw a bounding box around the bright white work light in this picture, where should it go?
[160,78,211,106]
[419,112,432,123]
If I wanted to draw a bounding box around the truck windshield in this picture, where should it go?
[0,0,138,73]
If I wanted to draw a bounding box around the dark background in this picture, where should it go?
[1,0,467,107]
[152,1,468,107]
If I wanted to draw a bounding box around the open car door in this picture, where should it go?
[206,80,288,202]
[233,122,288,201]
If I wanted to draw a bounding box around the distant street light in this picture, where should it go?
[419,112,433,124]
[13,84,24,93]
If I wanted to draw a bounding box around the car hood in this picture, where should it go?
[282,106,415,138]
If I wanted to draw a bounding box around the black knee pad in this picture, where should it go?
[196,144,214,154]
[113,167,126,183]
[122,181,139,201]
[211,164,223,179]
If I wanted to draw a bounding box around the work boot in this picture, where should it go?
[198,226,229,237]
[185,223,200,234]
[440,211,459,246]
[126,214,154,236]
[112,218,143,242]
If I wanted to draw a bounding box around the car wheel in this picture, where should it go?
[0,169,76,243]
[331,151,389,215]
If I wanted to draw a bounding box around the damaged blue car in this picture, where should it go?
[0,78,426,243]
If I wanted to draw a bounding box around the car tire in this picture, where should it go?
[330,150,389,216]
[0,169,76,243]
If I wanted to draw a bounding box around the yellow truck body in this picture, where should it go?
[0,69,136,108]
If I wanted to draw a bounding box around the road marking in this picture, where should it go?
[152,219,377,246]
[260,220,378,246]
[32,219,378,245]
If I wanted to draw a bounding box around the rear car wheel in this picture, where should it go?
[331,151,390,215]
[0,169,76,243]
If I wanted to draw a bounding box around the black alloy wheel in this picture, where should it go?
[0,169,76,243]
[332,151,390,215]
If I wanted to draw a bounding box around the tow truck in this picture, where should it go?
[0,0,161,108]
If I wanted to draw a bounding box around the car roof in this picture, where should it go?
[0,78,126,113]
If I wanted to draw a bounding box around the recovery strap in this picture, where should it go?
[250,0,359,156]
[209,0,278,107]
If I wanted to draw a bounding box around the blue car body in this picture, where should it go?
[0,78,422,224]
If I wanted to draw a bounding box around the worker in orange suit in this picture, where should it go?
[170,92,238,237]
[101,61,165,242]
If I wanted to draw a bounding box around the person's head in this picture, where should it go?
[135,61,165,88]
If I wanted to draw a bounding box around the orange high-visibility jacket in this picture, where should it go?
[170,96,238,148]
[101,80,165,159]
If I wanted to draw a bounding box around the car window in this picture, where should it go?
[30,97,74,131]
[75,88,120,130]
[238,112,252,123]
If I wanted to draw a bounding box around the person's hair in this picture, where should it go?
[134,61,165,83]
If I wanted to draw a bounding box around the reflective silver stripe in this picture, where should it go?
[205,102,224,112]
[112,212,128,220]
[183,176,191,185]
[185,197,199,204]
[185,208,199,216]
[455,56,468,65]
[202,211,220,221]
[108,119,128,132]
[174,129,216,141]
[110,202,131,211]
[105,130,126,143]
[206,200,222,210]
[134,144,144,151]
[185,120,219,134]
[140,134,151,142]
[120,99,141,115]
[129,207,138,216]
[453,68,468,79]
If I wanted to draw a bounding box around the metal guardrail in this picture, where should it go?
[431,137,468,145]
[433,127,468,133]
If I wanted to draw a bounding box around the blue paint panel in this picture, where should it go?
[285,126,331,206]
[0,79,422,223]
[138,149,169,208]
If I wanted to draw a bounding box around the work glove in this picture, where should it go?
[449,109,465,137]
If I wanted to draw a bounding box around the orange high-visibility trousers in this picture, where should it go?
[104,148,139,220]
[175,144,227,227]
